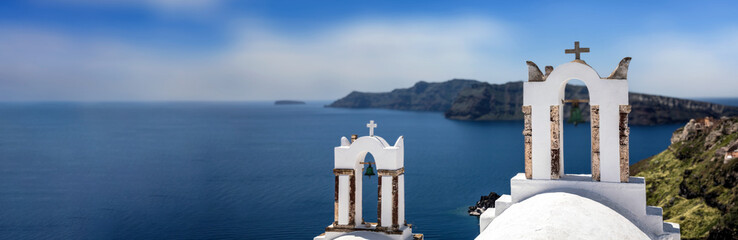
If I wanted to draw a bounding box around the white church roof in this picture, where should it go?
[477,192,650,240]
[334,231,395,240]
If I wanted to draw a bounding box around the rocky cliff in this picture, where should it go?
[628,93,738,125]
[328,79,738,125]
[445,82,738,125]
[441,81,524,121]
[631,117,738,239]
[327,79,480,111]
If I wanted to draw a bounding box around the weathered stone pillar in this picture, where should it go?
[349,173,356,225]
[392,175,399,229]
[522,105,533,179]
[550,105,561,179]
[591,105,601,181]
[334,175,339,226]
[619,105,631,183]
[377,176,382,226]
[333,168,355,226]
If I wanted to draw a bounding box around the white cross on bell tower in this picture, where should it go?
[366,120,377,136]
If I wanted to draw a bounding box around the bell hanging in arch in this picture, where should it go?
[364,163,376,178]
[568,101,584,126]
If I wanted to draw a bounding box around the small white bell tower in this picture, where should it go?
[315,121,422,240]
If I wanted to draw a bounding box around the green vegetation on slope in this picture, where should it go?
[631,117,738,239]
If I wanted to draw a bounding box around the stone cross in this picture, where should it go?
[366,120,377,136]
[565,41,590,60]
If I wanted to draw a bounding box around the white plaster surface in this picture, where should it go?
[478,207,495,233]
[341,136,350,146]
[477,192,650,240]
[338,175,349,225]
[334,232,393,240]
[492,195,511,221]
[380,175,393,227]
[508,173,647,221]
[316,227,414,240]
[524,61,628,182]
[480,173,680,239]
[335,136,403,170]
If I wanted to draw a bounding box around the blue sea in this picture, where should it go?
[1,100,731,239]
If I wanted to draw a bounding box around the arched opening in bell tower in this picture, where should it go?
[560,79,592,175]
[359,152,378,224]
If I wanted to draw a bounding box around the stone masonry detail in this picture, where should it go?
[522,105,533,179]
[591,105,601,181]
[550,105,561,179]
[619,105,631,182]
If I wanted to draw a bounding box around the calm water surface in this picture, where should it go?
[0,102,685,239]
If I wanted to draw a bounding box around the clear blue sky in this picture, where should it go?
[1,0,737,101]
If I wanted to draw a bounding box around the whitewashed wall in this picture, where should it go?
[523,62,628,182]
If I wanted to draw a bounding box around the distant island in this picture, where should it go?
[274,100,306,105]
[327,79,738,125]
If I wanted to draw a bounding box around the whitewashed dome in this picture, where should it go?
[477,192,650,240]
[334,231,394,240]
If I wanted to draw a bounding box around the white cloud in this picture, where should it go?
[0,16,517,101]
[620,30,738,98]
[223,17,516,100]
[3,15,735,102]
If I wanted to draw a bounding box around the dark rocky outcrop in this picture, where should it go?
[329,79,738,125]
[468,192,501,216]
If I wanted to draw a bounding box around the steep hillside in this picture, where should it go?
[445,82,738,125]
[327,79,481,111]
[440,81,524,120]
[443,81,591,121]
[329,79,738,125]
[631,117,738,239]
